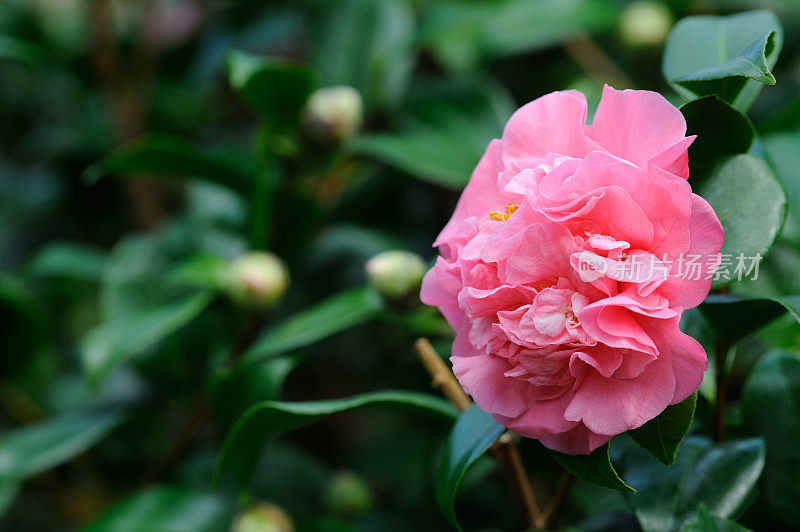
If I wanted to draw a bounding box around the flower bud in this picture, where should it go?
[304,86,363,142]
[619,1,673,48]
[365,250,426,300]
[226,252,289,311]
[324,471,374,518]
[231,503,294,532]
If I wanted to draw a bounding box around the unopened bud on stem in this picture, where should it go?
[231,503,294,532]
[304,86,363,142]
[227,252,289,311]
[324,470,374,518]
[619,1,673,48]
[365,250,426,300]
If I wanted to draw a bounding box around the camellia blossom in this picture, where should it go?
[421,85,724,454]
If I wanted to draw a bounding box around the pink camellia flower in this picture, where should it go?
[421,86,724,454]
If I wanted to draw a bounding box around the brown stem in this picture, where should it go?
[413,338,542,529]
[88,0,163,229]
[413,338,472,412]
[562,34,634,88]
[713,337,729,442]
[541,471,574,530]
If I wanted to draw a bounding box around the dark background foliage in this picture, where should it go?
[1,0,800,530]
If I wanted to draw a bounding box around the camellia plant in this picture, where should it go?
[1,1,800,531]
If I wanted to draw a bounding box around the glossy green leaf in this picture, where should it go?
[695,155,787,286]
[83,134,252,192]
[680,96,755,171]
[226,50,316,128]
[82,486,235,532]
[0,409,124,483]
[28,242,106,282]
[213,390,456,488]
[0,481,20,519]
[680,506,751,532]
[81,291,214,382]
[663,10,783,110]
[700,293,800,344]
[628,393,697,466]
[436,405,504,530]
[210,354,304,434]
[743,351,800,525]
[550,442,635,493]
[0,36,46,66]
[241,286,384,366]
[348,79,513,189]
[624,437,765,532]
[310,0,413,110]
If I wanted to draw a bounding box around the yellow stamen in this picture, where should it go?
[488,203,519,222]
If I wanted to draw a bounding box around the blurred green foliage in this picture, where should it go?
[1,0,800,531]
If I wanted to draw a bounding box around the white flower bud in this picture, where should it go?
[304,86,363,142]
[227,252,289,311]
[231,503,294,532]
[365,250,426,300]
[324,471,374,518]
[619,1,673,48]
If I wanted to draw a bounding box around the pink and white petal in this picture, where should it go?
[502,90,600,162]
[537,425,612,455]
[657,194,725,309]
[452,353,529,418]
[495,397,579,439]
[649,136,695,180]
[587,85,688,169]
[644,316,708,404]
[564,354,677,435]
[420,258,464,329]
[435,140,518,248]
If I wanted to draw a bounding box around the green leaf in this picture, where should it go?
[419,0,619,72]
[680,506,751,532]
[226,50,316,128]
[213,390,456,488]
[624,437,765,532]
[663,10,783,111]
[82,486,235,532]
[310,0,413,110]
[695,155,787,287]
[628,392,697,466]
[550,442,635,493]
[700,293,800,344]
[0,36,46,66]
[81,291,215,382]
[348,79,513,189]
[83,134,252,192]
[241,286,384,366]
[743,351,800,525]
[436,405,505,530]
[0,409,124,483]
[28,242,106,282]
[0,481,20,519]
[680,96,755,171]
[210,354,304,434]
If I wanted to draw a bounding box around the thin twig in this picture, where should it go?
[562,34,634,88]
[413,338,471,412]
[413,338,543,529]
[541,471,574,529]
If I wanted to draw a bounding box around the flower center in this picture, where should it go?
[489,203,519,222]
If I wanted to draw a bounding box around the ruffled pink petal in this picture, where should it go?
[434,140,516,248]
[502,90,600,162]
[452,353,529,418]
[587,85,688,170]
[564,353,677,435]
[537,425,612,455]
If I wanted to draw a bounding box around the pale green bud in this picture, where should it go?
[324,471,374,518]
[231,503,294,532]
[304,86,363,142]
[227,252,289,311]
[619,1,673,48]
[365,250,426,300]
